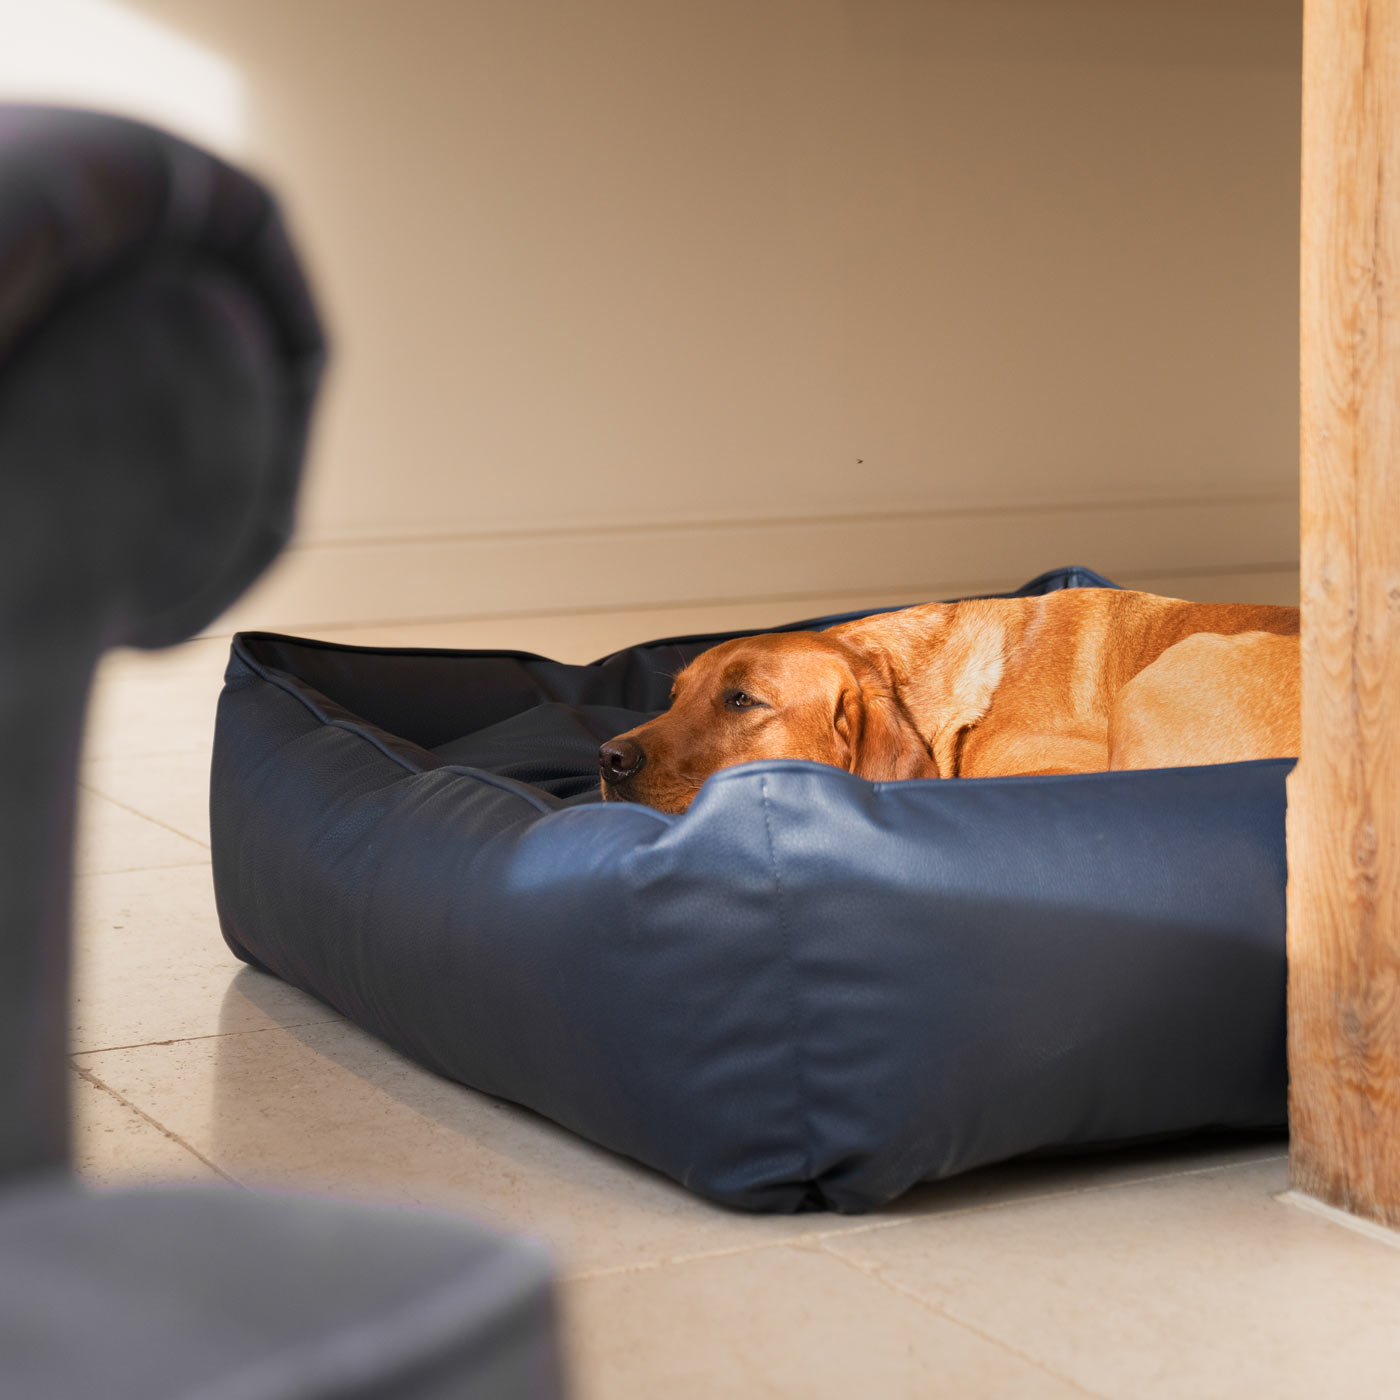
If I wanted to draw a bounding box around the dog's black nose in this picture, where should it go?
[599,737,646,782]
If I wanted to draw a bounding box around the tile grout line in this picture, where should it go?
[558,1218,990,1285]
[71,1061,245,1190]
[76,860,214,878]
[77,781,211,849]
[72,1017,344,1058]
[790,1148,1293,1247]
[814,1238,1111,1400]
[566,1226,1110,1397]
[561,1234,818,1285]
[561,1149,1292,1283]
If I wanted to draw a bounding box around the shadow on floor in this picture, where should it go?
[220,963,1288,1227]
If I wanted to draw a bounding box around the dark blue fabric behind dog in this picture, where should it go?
[210,568,1289,1213]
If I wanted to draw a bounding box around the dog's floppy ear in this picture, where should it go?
[832,686,860,770]
[834,686,936,781]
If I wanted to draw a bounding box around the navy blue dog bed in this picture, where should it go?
[210,567,1289,1213]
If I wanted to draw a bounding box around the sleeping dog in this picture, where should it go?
[598,588,1300,813]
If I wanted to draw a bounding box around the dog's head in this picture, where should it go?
[598,630,936,812]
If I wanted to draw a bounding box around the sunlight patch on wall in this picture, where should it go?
[0,0,244,156]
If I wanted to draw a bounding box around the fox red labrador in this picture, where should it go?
[598,588,1300,812]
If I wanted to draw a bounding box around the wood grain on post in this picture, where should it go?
[1289,0,1400,1224]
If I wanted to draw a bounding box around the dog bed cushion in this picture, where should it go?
[210,568,1288,1213]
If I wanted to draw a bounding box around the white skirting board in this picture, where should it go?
[209,494,1299,636]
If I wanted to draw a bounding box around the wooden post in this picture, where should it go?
[1289,0,1400,1225]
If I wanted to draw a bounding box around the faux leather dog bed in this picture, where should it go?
[210,567,1289,1213]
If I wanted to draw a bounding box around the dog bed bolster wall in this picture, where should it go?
[210,570,1289,1213]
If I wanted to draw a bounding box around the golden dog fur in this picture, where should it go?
[599,588,1300,813]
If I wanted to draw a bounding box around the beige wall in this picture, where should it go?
[38,1,1306,627]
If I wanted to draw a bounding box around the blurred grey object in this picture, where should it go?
[0,105,563,1399]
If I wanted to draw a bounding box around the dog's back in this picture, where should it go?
[830,589,1299,778]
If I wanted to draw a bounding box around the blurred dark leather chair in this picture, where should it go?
[0,105,563,1400]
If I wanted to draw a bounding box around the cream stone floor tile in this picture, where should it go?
[72,867,337,1053]
[562,1242,1090,1400]
[73,1014,841,1276]
[824,1155,1400,1400]
[81,750,212,847]
[74,788,210,876]
[71,1068,230,1190]
[85,641,229,761]
[98,636,232,682]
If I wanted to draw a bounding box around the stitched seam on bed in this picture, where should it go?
[250,663,429,774]
[228,644,419,765]
[260,671,563,812]
[437,765,559,814]
[233,630,555,661]
[758,774,815,1193]
[232,649,611,815]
